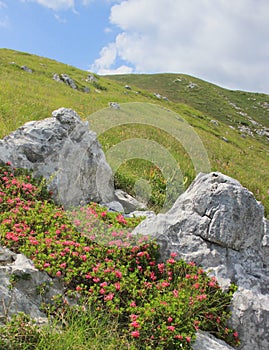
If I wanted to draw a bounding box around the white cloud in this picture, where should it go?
[21,0,75,11]
[92,0,269,93]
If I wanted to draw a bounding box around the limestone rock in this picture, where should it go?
[133,172,269,349]
[53,73,77,89]
[21,65,32,73]
[0,246,63,324]
[114,189,147,213]
[193,331,235,350]
[0,108,115,207]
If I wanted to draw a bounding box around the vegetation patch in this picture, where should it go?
[0,163,240,349]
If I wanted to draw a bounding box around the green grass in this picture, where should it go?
[0,48,268,216]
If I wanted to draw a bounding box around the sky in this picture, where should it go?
[0,0,269,94]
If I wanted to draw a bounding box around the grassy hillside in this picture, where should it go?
[0,49,268,216]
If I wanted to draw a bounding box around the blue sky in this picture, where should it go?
[1,0,269,93]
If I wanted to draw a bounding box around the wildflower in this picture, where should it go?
[131,330,140,338]
[130,314,138,321]
[115,270,122,279]
[167,326,175,331]
[175,335,183,340]
[114,282,121,290]
[130,321,140,328]
[60,262,67,268]
[76,286,82,292]
[186,336,191,343]
[170,252,177,258]
[161,281,170,287]
[173,289,179,297]
[233,332,239,338]
[193,283,200,289]
[56,271,61,277]
[130,301,136,307]
[104,292,114,301]
[168,317,173,323]
[43,263,50,268]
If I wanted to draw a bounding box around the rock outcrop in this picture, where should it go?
[133,172,269,350]
[0,108,115,207]
[0,246,63,324]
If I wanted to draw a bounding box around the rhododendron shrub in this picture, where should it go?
[0,163,240,349]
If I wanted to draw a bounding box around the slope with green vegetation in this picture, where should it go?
[0,48,268,216]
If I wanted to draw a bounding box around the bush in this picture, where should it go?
[0,163,240,349]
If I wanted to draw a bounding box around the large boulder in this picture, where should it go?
[0,108,115,207]
[0,246,63,324]
[133,172,269,349]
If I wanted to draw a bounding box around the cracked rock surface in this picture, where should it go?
[0,108,115,207]
[133,172,269,349]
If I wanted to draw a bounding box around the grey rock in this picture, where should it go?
[133,172,269,349]
[0,108,115,207]
[127,210,156,220]
[86,74,97,83]
[103,201,125,213]
[193,331,235,350]
[21,65,32,73]
[0,247,63,324]
[109,102,120,109]
[154,93,162,99]
[115,189,147,214]
[53,73,77,89]
[52,73,62,83]
[60,74,77,89]
[262,218,269,263]
[210,119,219,126]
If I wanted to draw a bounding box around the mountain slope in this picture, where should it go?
[0,49,268,216]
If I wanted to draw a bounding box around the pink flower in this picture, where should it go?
[150,272,157,281]
[130,314,138,321]
[43,263,50,268]
[167,258,175,264]
[104,292,114,301]
[157,263,165,273]
[130,321,140,328]
[100,282,108,287]
[193,283,200,289]
[115,270,122,279]
[76,286,82,292]
[114,282,121,290]
[80,255,87,261]
[170,252,177,258]
[175,334,183,340]
[60,262,67,268]
[185,274,191,279]
[161,281,170,287]
[101,211,107,217]
[233,332,239,338]
[167,326,175,331]
[173,289,179,298]
[131,330,140,338]
[186,336,191,343]
[168,317,173,323]
[130,301,136,307]
[56,271,61,277]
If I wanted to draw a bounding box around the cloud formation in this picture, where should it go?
[92,0,269,93]
[21,0,75,11]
